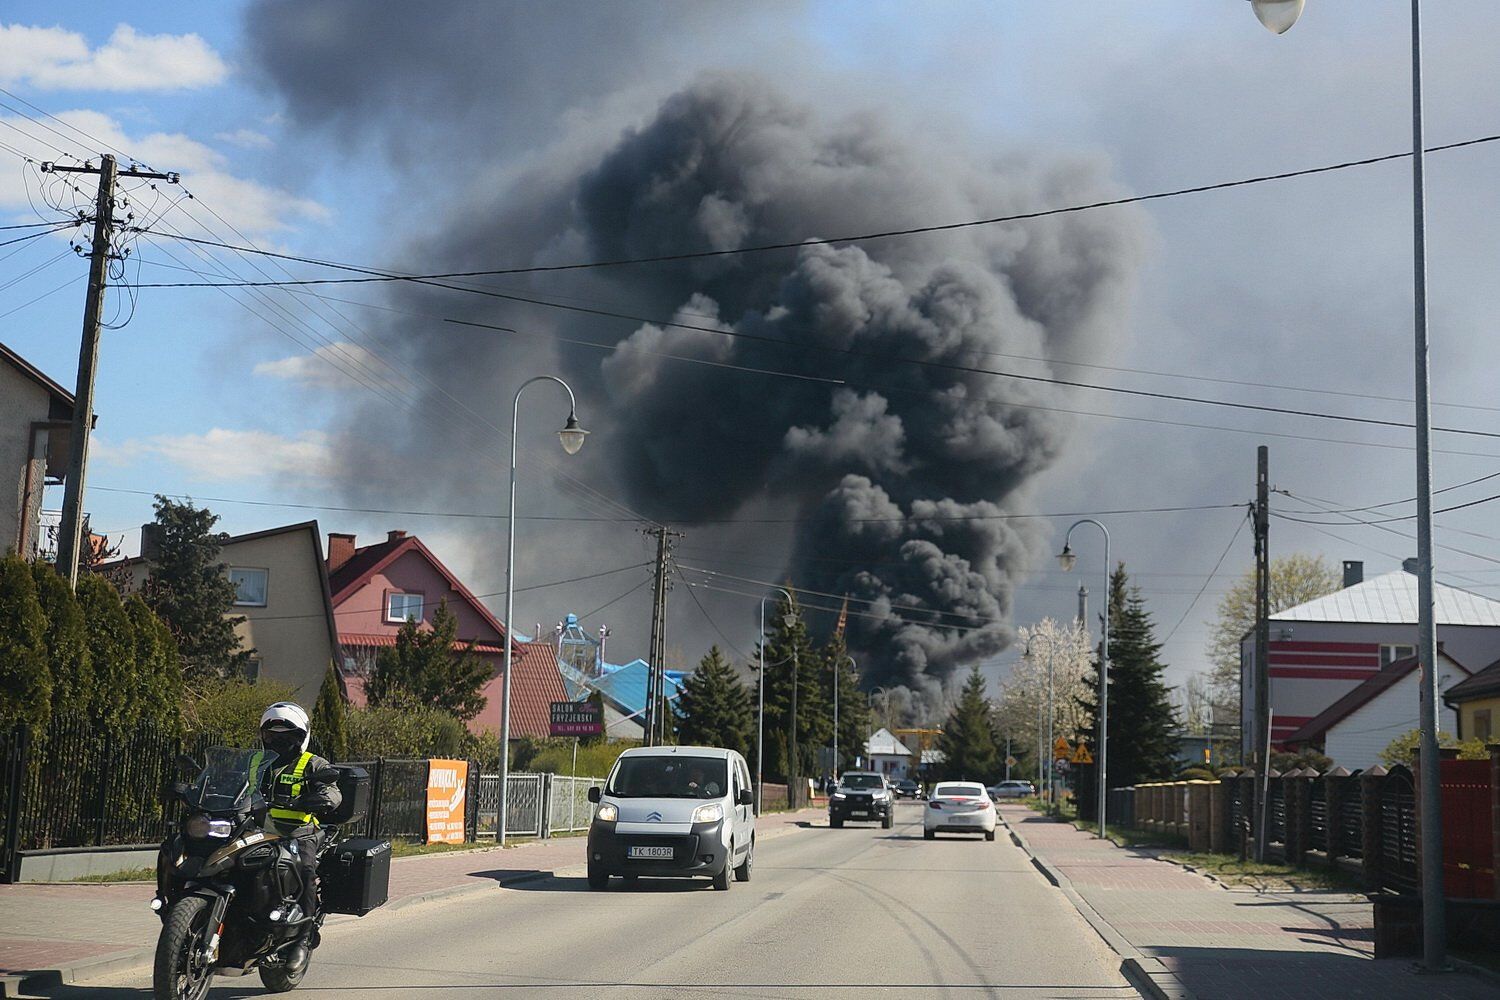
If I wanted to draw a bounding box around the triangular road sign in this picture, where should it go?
[1052,737,1071,760]
[1071,743,1094,765]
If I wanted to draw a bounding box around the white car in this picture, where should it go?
[923,781,998,841]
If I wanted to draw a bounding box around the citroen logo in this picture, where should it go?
[647,811,662,822]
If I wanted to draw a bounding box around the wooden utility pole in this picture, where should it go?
[642,526,681,745]
[43,155,177,586]
[1252,445,1271,860]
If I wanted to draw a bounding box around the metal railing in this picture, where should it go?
[475,773,546,839]
[548,775,602,835]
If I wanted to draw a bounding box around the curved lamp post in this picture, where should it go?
[755,588,797,812]
[1058,518,1109,838]
[498,376,587,845]
[1246,0,1445,971]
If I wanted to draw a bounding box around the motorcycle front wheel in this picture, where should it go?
[259,953,308,993]
[152,896,214,1000]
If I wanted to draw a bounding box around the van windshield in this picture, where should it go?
[607,756,728,799]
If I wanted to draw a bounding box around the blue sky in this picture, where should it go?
[5,3,1500,700]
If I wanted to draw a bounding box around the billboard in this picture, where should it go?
[425,758,469,844]
[549,700,604,737]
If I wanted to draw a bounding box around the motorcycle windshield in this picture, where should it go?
[186,746,276,812]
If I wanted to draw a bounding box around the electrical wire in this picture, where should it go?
[576,577,653,621]
[675,565,754,662]
[1160,511,1249,647]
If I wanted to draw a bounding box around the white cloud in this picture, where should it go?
[97,429,332,482]
[254,342,402,391]
[215,128,273,150]
[0,23,227,92]
[0,109,326,238]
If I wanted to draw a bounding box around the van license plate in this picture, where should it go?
[627,846,673,859]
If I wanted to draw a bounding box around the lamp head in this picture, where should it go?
[1057,544,1078,572]
[783,613,799,630]
[1250,0,1304,34]
[558,413,588,455]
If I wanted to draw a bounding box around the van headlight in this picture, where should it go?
[692,803,723,824]
[595,803,618,823]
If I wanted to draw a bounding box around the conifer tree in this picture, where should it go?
[936,667,1001,782]
[313,661,351,761]
[31,561,91,719]
[753,592,823,781]
[367,599,490,721]
[143,496,249,679]
[76,574,139,731]
[819,636,871,773]
[0,555,51,733]
[125,594,182,731]
[674,646,753,756]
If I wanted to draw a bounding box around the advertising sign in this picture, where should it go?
[425,758,469,844]
[549,700,604,737]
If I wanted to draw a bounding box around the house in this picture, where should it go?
[1443,656,1500,743]
[1285,650,1470,769]
[1,342,81,561]
[115,521,340,699]
[863,728,912,779]
[1240,562,1500,752]
[326,530,568,739]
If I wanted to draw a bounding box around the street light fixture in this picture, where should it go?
[498,375,585,846]
[1059,519,1110,838]
[1249,0,1445,971]
[1250,0,1304,34]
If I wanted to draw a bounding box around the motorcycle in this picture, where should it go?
[151,746,380,1000]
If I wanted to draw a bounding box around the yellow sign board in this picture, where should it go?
[1052,737,1072,760]
[1070,743,1094,765]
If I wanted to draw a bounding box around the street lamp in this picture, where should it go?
[1248,0,1445,971]
[1250,0,1304,33]
[755,588,797,812]
[1058,519,1109,838]
[498,375,585,846]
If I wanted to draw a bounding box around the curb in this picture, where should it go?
[999,810,1196,1000]
[3,811,821,994]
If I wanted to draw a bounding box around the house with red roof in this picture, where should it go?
[327,530,567,739]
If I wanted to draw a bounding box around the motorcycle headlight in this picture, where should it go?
[595,803,618,823]
[831,792,846,800]
[692,803,723,824]
[185,814,233,839]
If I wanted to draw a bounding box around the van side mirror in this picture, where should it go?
[737,789,754,806]
[587,786,601,803]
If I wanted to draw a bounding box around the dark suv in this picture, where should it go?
[829,772,894,829]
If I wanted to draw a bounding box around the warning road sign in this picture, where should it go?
[1070,743,1094,765]
[1052,737,1071,760]
[1005,755,1018,768]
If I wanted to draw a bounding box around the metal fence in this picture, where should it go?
[475,773,547,839]
[1379,766,1418,892]
[548,775,602,834]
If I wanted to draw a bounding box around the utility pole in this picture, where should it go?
[1252,445,1271,861]
[42,156,177,586]
[642,526,680,746]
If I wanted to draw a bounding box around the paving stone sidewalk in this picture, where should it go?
[999,804,1498,1000]
[0,808,819,990]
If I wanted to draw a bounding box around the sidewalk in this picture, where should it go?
[0,808,818,993]
[999,804,1497,1000]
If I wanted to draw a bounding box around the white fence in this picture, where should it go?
[475,772,603,839]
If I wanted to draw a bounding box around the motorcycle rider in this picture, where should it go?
[253,702,341,971]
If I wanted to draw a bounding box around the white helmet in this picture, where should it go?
[259,702,311,753]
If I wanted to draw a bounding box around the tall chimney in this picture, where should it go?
[386,530,407,544]
[327,532,356,572]
[1342,560,1363,588]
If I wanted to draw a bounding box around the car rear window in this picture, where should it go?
[934,782,987,798]
[608,756,728,798]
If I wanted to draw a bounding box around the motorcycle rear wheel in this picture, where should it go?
[152,896,214,1000]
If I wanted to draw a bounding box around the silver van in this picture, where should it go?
[585,746,756,891]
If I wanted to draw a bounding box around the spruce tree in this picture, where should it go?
[674,646,753,756]
[143,496,249,679]
[1077,564,1179,814]
[0,555,52,734]
[313,661,350,761]
[367,599,490,721]
[753,592,822,782]
[936,667,1001,782]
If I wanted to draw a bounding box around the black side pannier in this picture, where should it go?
[319,837,390,916]
[322,765,371,826]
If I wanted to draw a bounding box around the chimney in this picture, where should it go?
[1342,560,1363,588]
[327,533,356,572]
[1403,557,1419,575]
[386,529,407,544]
[140,522,163,561]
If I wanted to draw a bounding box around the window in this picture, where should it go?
[1475,709,1493,742]
[386,592,424,623]
[228,567,268,607]
[241,657,262,683]
[1380,643,1416,667]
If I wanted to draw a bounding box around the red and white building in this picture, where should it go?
[1240,562,1500,753]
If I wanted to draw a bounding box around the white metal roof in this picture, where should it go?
[863,727,912,756]
[1270,571,1500,627]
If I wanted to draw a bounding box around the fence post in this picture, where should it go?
[2,725,29,883]
[1285,768,1306,868]
[464,760,480,844]
[1324,767,1349,865]
[1361,765,1387,892]
[92,728,115,847]
[367,757,386,841]
[540,773,553,839]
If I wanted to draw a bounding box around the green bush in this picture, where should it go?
[345,703,469,760]
[125,595,181,732]
[312,662,350,762]
[1380,729,1490,767]
[31,562,89,719]
[184,678,297,747]
[0,555,50,733]
[75,575,136,731]
[1176,767,1217,781]
[522,737,638,778]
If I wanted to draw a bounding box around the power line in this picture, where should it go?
[577,577,653,621]
[674,565,753,662]
[133,131,1500,282]
[1161,511,1249,647]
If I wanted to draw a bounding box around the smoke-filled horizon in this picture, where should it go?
[245,7,1145,716]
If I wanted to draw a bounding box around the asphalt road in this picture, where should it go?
[64,803,1135,999]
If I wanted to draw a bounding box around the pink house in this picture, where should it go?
[327,530,567,739]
